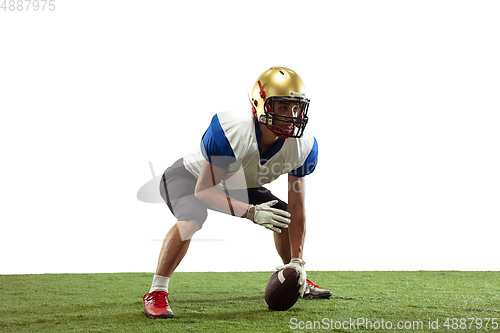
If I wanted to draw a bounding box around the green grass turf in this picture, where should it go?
[1,271,499,332]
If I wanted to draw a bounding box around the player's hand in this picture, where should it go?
[276,258,307,297]
[246,200,291,233]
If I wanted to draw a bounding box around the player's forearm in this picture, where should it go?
[194,186,249,217]
[288,207,306,259]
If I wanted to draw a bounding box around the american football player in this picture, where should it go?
[143,66,332,319]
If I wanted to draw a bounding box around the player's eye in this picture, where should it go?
[275,105,287,112]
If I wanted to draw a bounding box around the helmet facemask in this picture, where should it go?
[250,67,310,139]
[259,95,310,139]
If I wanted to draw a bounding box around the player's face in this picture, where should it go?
[272,101,302,133]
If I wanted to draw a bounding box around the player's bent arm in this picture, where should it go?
[287,174,306,259]
[194,160,249,217]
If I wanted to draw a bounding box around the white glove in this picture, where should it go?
[246,200,291,233]
[276,258,307,297]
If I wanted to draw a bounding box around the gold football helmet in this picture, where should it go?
[250,66,310,138]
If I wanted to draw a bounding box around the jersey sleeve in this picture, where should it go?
[200,114,236,169]
[288,137,318,177]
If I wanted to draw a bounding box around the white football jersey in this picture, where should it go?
[183,111,318,190]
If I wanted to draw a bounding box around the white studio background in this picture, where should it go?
[0,1,499,274]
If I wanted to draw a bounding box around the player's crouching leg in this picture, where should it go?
[143,220,202,319]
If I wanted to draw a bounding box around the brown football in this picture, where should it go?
[265,267,300,311]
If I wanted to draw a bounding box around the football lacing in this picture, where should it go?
[147,291,168,308]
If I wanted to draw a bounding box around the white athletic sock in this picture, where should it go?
[149,275,170,293]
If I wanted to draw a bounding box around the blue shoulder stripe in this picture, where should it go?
[201,114,236,168]
[288,137,318,177]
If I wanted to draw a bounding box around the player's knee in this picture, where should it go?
[176,220,200,241]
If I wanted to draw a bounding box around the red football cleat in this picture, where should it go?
[302,279,332,299]
[143,291,174,318]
